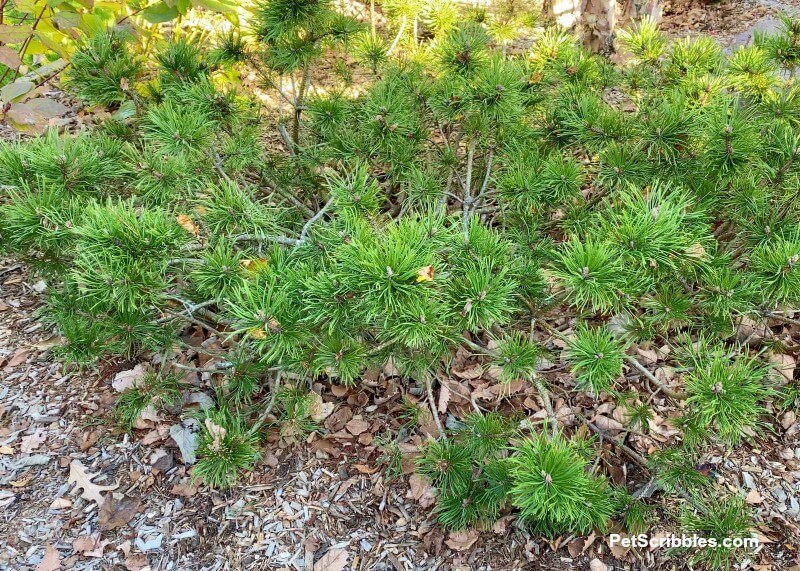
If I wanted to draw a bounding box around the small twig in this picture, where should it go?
[298,196,334,244]
[233,233,302,246]
[425,375,445,437]
[170,362,234,374]
[0,264,22,277]
[268,182,315,216]
[278,123,297,155]
[765,311,800,327]
[625,356,686,400]
[249,373,283,435]
[471,149,494,212]
[158,308,224,336]
[462,139,477,245]
[533,374,557,437]
[387,15,407,55]
[460,336,499,357]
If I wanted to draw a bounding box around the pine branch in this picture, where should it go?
[234,233,302,246]
[425,375,445,437]
[248,372,282,436]
[297,195,334,243]
[470,149,494,213]
[625,356,687,400]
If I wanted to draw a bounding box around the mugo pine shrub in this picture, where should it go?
[2,3,798,562]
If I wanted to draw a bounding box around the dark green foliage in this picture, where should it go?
[679,340,774,445]
[492,333,544,383]
[192,407,261,489]
[679,497,755,571]
[566,324,625,394]
[66,31,141,107]
[416,438,472,493]
[416,412,517,531]
[507,433,614,536]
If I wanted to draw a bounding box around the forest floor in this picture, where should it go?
[3,2,800,571]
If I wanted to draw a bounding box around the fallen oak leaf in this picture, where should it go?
[49,497,72,510]
[205,418,226,452]
[112,364,147,393]
[170,478,199,497]
[169,419,200,465]
[10,473,32,488]
[437,380,451,414]
[353,463,378,474]
[308,392,334,422]
[345,418,370,436]
[68,460,118,505]
[124,553,149,571]
[407,474,436,509]
[416,265,435,282]
[6,346,32,367]
[247,326,267,339]
[746,489,763,505]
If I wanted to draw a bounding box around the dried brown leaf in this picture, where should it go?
[20,429,46,453]
[99,495,142,531]
[345,418,370,436]
[36,545,61,571]
[176,214,199,236]
[112,364,147,392]
[67,460,118,505]
[313,548,348,571]
[72,533,109,558]
[445,530,480,552]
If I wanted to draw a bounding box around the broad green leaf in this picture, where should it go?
[82,14,107,35]
[0,80,34,104]
[53,11,84,30]
[0,24,33,44]
[34,31,71,58]
[142,2,180,23]
[24,39,48,56]
[192,0,237,15]
[13,0,39,14]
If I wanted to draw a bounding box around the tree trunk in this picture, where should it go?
[544,0,663,54]
[580,0,616,54]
